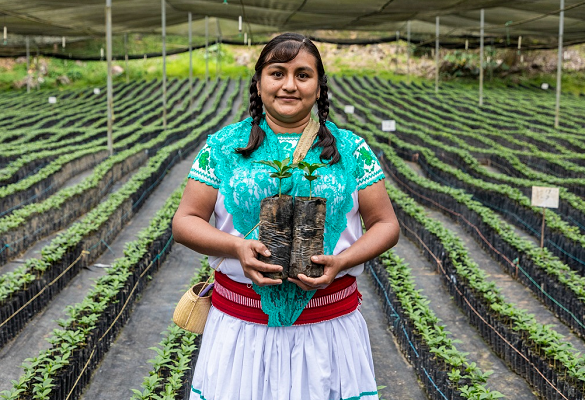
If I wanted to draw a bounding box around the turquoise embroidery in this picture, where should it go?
[192,386,377,400]
[191,386,207,399]
[206,117,368,326]
[340,391,379,400]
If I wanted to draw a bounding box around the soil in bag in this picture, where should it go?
[258,195,294,280]
[290,197,326,279]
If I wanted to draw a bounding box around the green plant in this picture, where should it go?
[254,157,295,197]
[297,161,326,199]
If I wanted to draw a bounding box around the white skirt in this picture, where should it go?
[190,306,379,400]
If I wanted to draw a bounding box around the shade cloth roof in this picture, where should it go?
[1,0,584,55]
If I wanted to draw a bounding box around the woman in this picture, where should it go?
[173,32,400,400]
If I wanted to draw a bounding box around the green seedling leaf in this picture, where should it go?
[255,157,294,197]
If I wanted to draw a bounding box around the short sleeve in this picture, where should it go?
[188,144,220,188]
[354,140,385,190]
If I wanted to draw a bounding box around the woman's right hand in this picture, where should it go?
[235,239,283,286]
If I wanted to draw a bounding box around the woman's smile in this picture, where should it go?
[257,49,320,131]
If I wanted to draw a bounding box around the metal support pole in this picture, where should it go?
[395,30,400,71]
[205,16,209,82]
[435,16,439,94]
[406,21,411,78]
[541,208,546,248]
[479,9,485,106]
[161,0,167,129]
[216,19,221,78]
[106,0,114,156]
[124,33,129,83]
[555,0,565,129]
[26,36,30,93]
[188,12,193,102]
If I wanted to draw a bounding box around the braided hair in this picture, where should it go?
[235,33,340,165]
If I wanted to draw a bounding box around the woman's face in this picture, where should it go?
[257,49,320,125]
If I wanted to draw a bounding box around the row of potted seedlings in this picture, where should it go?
[330,79,585,276]
[384,182,585,399]
[129,258,213,400]
[331,104,585,343]
[367,250,504,400]
[340,76,585,172]
[0,77,230,265]
[368,75,585,134]
[0,178,187,400]
[0,97,238,348]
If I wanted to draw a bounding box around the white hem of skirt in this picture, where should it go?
[189,306,379,400]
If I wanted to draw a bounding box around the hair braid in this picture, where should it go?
[235,76,266,156]
[314,77,340,164]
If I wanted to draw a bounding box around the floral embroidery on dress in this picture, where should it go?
[188,117,384,326]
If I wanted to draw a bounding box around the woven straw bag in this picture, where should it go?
[173,277,213,334]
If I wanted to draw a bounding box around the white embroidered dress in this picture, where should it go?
[187,118,384,400]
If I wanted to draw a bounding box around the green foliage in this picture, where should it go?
[255,157,295,197]
[297,161,326,199]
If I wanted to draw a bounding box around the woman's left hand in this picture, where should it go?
[287,254,343,291]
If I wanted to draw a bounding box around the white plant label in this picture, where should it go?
[531,186,559,208]
[382,120,396,132]
[93,88,101,95]
[48,96,57,104]
[344,105,355,114]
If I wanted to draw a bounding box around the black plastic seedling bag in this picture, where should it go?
[258,195,294,280]
[289,196,326,279]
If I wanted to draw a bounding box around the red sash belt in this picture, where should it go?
[212,271,361,325]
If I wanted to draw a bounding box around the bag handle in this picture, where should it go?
[293,118,320,164]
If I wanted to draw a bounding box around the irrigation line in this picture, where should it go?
[0,250,89,329]
[398,221,569,400]
[366,262,449,400]
[417,158,585,268]
[386,165,585,331]
[65,234,174,400]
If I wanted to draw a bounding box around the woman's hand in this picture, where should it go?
[236,239,284,286]
[287,254,344,291]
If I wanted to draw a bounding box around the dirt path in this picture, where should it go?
[0,167,137,275]
[401,160,585,352]
[358,273,428,400]
[423,206,585,354]
[80,239,205,399]
[79,83,245,398]
[0,116,215,395]
[387,190,537,398]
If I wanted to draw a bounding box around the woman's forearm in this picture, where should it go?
[172,215,246,259]
[336,220,400,271]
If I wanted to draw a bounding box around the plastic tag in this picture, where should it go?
[531,186,559,208]
[382,120,396,132]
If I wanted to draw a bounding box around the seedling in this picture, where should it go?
[297,161,326,199]
[255,157,295,197]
